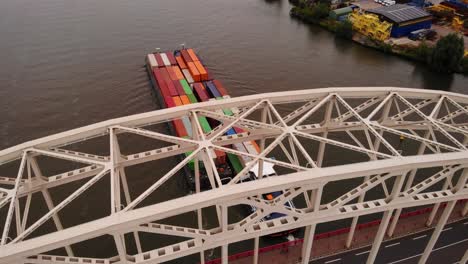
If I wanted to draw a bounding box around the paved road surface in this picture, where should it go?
[310,219,468,264]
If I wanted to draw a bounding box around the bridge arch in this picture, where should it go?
[0,87,467,264]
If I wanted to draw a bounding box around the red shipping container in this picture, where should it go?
[159,82,171,98]
[214,150,226,164]
[181,49,193,64]
[166,52,177,65]
[233,127,245,133]
[154,53,164,67]
[165,79,178,96]
[153,69,171,98]
[173,119,188,137]
[159,67,172,82]
[152,68,161,81]
[165,96,176,108]
[187,62,201,82]
[166,66,179,81]
[212,80,228,96]
[175,56,187,69]
[193,83,209,102]
[173,80,185,95]
[187,49,200,62]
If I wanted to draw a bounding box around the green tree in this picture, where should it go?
[429,33,464,73]
[412,41,433,62]
[335,20,353,39]
[302,3,330,22]
[462,57,468,74]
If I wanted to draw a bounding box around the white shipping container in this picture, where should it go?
[160,53,171,66]
[243,141,258,155]
[147,54,158,68]
[182,69,195,83]
[181,117,192,137]
[233,143,252,165]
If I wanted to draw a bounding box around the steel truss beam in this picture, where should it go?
[0,88,467,264]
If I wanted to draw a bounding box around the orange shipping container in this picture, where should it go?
[187,62,201,82]
[166,67,179,81]
[187,49,200,62]
[193,61,208,81]
[251,141,261,153]
[175,56,187,69]
[172,66,185,80]
[180,95,190,105]
[172,96,183,106]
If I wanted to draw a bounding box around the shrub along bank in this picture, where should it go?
[289,0,467,74]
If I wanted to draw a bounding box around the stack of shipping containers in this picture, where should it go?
[146,49,266,185]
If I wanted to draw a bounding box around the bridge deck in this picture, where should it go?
[206,202,466,264]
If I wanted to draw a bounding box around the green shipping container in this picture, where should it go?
[187,93,198,104]
[198,116,212,133]
[186,150,205,170]
[180,80,193,95]
[227,153,243,174]
[215,97,234,116]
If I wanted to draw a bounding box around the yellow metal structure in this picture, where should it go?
[427,4,455,13]
[452,16,463,31]
[349,11,392,41]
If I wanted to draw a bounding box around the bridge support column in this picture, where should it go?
[367,172,406,264]
[345,176,369,248]
[301,187,322,263]
[460,249,468,264]
[253,236,259,264]
[388,132,431,237]
[40,184,75,255]
[419,169,467,264]
[425,175,453,227]
[366,210,393,264]
[221,205,228,264]
[120,168,142,253]
[418,200,456,264]
[301,224,317,264]
[195,156,205,264]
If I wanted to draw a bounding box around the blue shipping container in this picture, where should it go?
[204,81,222,98]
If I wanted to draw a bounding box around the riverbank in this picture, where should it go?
[289,3,468,75]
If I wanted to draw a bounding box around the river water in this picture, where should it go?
[0,0,466,260]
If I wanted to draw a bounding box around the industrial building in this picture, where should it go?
[368,4,432,37]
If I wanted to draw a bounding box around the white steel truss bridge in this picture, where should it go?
[0,87,467,264]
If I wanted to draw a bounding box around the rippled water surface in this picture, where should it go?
[0,0,466,259]
[0,0,466,149]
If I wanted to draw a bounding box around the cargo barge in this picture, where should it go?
[145,48,298,237]
[145,48,236,189]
